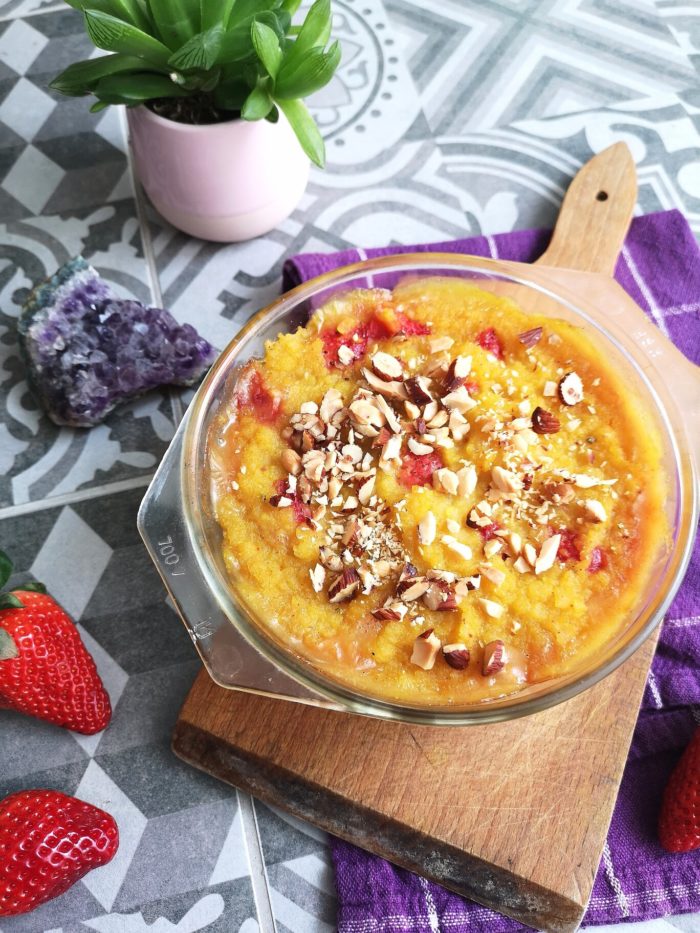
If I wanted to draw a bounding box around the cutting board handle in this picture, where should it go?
[537,143,637,276]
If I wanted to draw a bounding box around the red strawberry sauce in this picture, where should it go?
[321,312,430,368]
[478,522,502,541]
[398,450,443,488]
[553,527,582,562]
[274,479,312,525]
[476,327,504,360]
[588,546,608,573]
[237,369,281,423]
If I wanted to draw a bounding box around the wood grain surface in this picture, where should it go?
[173,145,662,932]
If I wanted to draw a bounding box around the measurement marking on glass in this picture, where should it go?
[157,536,185,574]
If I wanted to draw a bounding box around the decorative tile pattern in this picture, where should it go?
[0,7,180,508]
[254,802,336,933]
[383,0,696,133]
[655,0,700,76]
[0,487,259,933]
[0,0,698,931]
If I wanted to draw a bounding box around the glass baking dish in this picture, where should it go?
[138,254,699,725]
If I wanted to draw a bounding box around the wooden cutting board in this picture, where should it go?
[171,145,671,932]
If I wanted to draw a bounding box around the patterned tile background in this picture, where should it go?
[0,0,698,930]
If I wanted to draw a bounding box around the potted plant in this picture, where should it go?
[51,0,340,242]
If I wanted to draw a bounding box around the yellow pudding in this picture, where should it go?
[208,278,667,706]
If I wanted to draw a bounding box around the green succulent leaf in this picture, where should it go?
[292,0,331,57]
[147,0,200,49]
[90,100,111,112]
[241,82,274,120]
[50,53,155,96]
[10,582,47,594]
[280,0,302,13]
[277,97,324,166]
[168,25,224,71]
[200,66,222,91]
[275,40,339,99]
[265,103,280,122]
[217,19,256,62]
[63,0,152,32]
[251,20,282,78]
[200,0,236,32]
[84,9,172,67]
[0,594,23,613]
[229,0,283,27]
[212,76,249,110]
[0,627,19,659]
[94,71,186,102]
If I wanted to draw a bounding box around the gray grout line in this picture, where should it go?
[238,791,278,933]
[0,474,154,520]
[118,107,186,429]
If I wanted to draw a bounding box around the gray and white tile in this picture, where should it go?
[384,0,697,134]
[253,802,336,933]
[0,486,257,933]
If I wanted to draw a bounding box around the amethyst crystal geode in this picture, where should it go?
[18,257,217,427]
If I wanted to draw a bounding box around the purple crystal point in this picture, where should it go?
[18,257,217,427]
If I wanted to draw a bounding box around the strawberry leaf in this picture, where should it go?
[0,627,18,660]
[11,582,47,594]
[0,551,11,590]
[0,594,23,613]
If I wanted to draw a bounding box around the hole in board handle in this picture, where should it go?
[596,191,608,202]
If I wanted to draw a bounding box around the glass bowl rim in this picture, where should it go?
[180,252,698,725]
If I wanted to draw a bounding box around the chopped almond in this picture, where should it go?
[372,351,404,381]
[443,385,477,413]
[491,466,521,493]
[441,535,472,561]
[434,468,459,496]
[408,437,434,456]
[482,640,507,675]
[309,564,326,593]
[337,345,355,366]
[418,511,437,545]
[411,630,442,670]
[443,644,470,670]
[281,448,301,475]
[535,534,561,574]
[456,464,477,498]
[478,597,504,618]
[479,564,506,586]
[584,499,607,522]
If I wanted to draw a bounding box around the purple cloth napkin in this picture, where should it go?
[283,210,700,931]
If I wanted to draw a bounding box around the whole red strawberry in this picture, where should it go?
[0,550,111,734]
[658,727,700,853]
[0,789,118,916]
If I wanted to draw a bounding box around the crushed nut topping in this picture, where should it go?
[482,640,507,675]
[518,326,543,349]
[443,643,470,670]
[558,372,584,406]
[261,305,625,684]
[531,406,560,434]
[411,629,442,669]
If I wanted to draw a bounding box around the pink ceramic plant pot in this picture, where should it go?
[127,106,309,242]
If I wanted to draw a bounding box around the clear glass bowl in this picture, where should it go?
[139,254,699,725]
